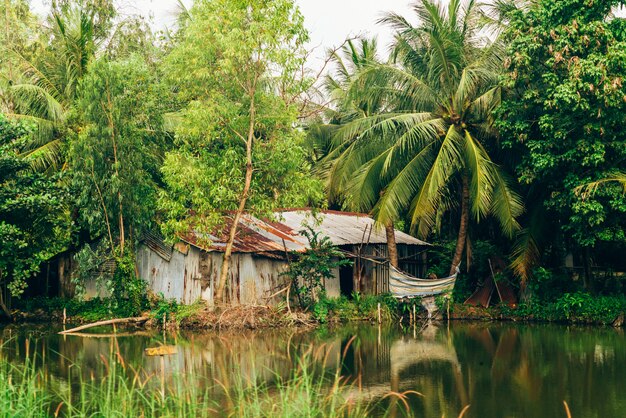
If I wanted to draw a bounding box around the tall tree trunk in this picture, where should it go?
[450,173,469,275]
[582,247,592,290]
[104,90,125,255]
[0,285,11,320]
[385,221,399,268]
[215,92,256,303]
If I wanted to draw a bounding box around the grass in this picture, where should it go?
[0,339,473,418]
[312,293,401,323]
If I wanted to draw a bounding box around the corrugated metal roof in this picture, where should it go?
[141,230,173,261]
[180,209,430,254]
[276,210,430,247]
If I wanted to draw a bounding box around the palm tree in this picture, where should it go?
[309,38,381,163]
[325,0,523,274]
[5,4,103,170]
[310,38,404,267]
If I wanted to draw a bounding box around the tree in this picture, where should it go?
[0,114,70,307]
[5,2,110,170]
[309,38,404,267]
[4,0,156,171]
[159,0,323,303]
[326,0,522,274]
[496,0,626,286]
[70,56,167,256]
[0,0,40,113]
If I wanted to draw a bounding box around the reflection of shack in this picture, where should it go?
[137,209,430,305]
[345,329,466,407]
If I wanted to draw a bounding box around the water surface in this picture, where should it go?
[2,321,625,418]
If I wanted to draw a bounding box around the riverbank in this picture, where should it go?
[7,297,318,330]
[449,292,626,327]
[5,292,626,330]
[6,294,399,330]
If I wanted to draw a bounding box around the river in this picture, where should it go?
[1,321,625,417]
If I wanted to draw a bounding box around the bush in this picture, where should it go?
[498,292,626,325]
[527,267,578,302]
[283,226,351,309]
[312,293,399,323]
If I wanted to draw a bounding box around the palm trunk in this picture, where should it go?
[450,173,469,275]
[385,221,399,268]
[215,91,256,303]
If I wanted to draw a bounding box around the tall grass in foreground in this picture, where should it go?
[0,345,461,418]
[224,352,374,418]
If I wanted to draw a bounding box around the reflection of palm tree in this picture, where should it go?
[491,328,518,381]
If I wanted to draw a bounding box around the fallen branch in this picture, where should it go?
[59,317,149,335]
[61,331,152,339]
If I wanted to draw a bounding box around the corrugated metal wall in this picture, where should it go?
[137,241,423,304]
[137,244,205,303]
[137,244,342,306]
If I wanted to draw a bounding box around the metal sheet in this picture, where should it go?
[276,210,430,246]
[180,209,429,255]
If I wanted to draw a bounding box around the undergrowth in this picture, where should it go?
[499,292,626,325]
[312,293,400,323]
[0,343,472,418]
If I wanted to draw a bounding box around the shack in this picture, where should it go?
[137,209,430,305]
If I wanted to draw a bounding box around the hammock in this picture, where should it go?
[390,265,458,298]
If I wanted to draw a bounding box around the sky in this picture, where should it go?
[31,0,415,67]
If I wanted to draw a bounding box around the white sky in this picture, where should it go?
[31,0,415,67]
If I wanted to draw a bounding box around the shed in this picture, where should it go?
[137,209,430,305]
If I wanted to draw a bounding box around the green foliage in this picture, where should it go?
[499,291,626,325]
[399,297,422,317]
[15,296,141,323]
[497,0,626,278]
[72,244,148,316]
[0,115,70,296]
[284,226,351,309]
[312,293,399,323]
[427,239,501,301]
[150,297,178,323]
[113,253,147,316]
[0,348,437,418]
[71,56,167,250]
[319,1,522,277]
[159,0,323,246]
[435,294,453,313]
[150,298,204,325]
[526,267,576,302]
[72,241,110,299]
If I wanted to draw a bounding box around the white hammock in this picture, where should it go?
[390,265,458,298]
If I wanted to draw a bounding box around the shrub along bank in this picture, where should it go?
[7,291,626,328]
[451,292,626,326]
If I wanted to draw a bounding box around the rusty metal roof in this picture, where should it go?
[180,209,430,254]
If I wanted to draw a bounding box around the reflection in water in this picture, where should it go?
[1,322,625,418]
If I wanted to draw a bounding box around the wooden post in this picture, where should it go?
[377,303,381,324]
[160,355,166,403]
[489,259,503,304]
